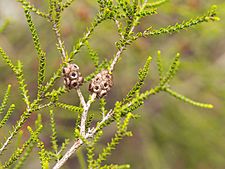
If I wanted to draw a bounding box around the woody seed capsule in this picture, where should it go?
[62,63,84,89]
[89,70,113,98]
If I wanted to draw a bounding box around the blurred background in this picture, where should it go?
[0,0,225,169]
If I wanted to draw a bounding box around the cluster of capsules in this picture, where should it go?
[62,64,84,90]
[62,63,113,98]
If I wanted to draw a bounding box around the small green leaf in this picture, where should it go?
[164,87,213,109]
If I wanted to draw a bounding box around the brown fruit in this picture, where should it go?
[62,63,84,89]
[89,70,113,98]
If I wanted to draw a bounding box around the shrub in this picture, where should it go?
[0,0,219,168]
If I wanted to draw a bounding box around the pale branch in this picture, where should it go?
[109,0,148,72]
[86,109,114,138]
[0,110,31,155]
[69,12,107,59]
[115,19,124,39]
[80,93,97,137]
[69,28,93,58]
[36,102,54,110]
[109,46,126,72]
[52,21,67,60]
[52,92,97,168]
[0,99,53,154]
[47,2,67,61]
[52,139,83,169]
[52,109,113,169]
[76,88,86,108]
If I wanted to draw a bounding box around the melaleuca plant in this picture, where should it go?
[0,0,219,169]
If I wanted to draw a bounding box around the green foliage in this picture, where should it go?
[55,102,83,113]
[123,56,152,103]
[156,50,164,82]
[49,110,58,153]
[43,66,63,94]
[164,88,213,108]
[69,10,113,59]
[62,0,76,11]
[85,41,100,68]
[0,104,15,128]
[87,131,103,168]
[0,85,11,114]
[0,47,17,72]
[160,52,180,86]
[84,59,110,83]
[100,164,130,169]
[142,5,220,37]
[58,138,70,155]
[15,61,30,107]
[88,113,133,169]
[144,0,168,8]
[17,0,48,18]
[77,148,87,169]
[2,125,42,168]
[0,0,219,169]
[37,140,50,169]
[99,98,107,117]
[22,7,46,99]
[0,110,31,155]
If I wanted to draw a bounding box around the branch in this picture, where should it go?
[52,110,113,169]
[86,109,114,138]
[109,46,126,72]
[52,139,83,169]
[17,0,49,18]
[52,21,67,60]
[109,0,148,72]
[80,93,96,136]
[69,12,107,59]
[76,88,86,108]
[142,5,219,37]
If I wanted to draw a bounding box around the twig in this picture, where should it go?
[69,28,93,58]
[0,110,31,155]
[37,102,54,110]
[109,1,148,72]
[52,109,113,169]
[52,21,67,60]
[115,19,124,39]
[80,93,96,136]
[52,139,83,169]
[86,109,114,138]
[69,12,106,58]
[76,88,86,108]
[109,46,126,72]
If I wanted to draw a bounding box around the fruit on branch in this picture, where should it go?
[62,63,84,89]
[89,70,113,98]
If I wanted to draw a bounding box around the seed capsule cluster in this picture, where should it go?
[88,70,113,98]
[62,64,84,89]
[62,63,113,98]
